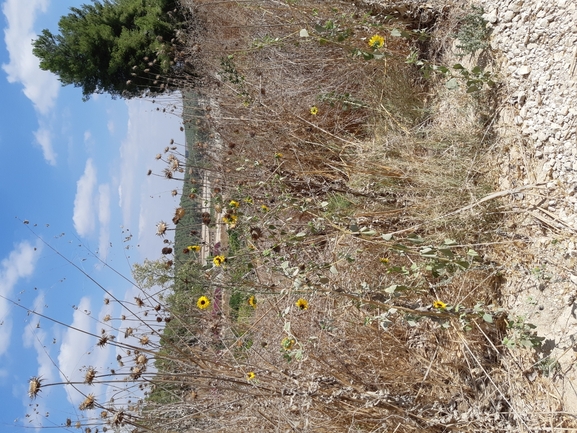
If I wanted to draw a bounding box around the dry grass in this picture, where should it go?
[27,1,577,432]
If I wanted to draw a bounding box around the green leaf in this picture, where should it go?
[390,28,402,37]
[467,249,479,257]
[438,248,454,258]
[382,233,393,241]
[407,234,424,244]
[452,63,465,70]
[483,313,493,323]
[299,29,309,37]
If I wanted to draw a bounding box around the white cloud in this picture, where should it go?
[58,297,114,407]
[0,240,41,356]
[1,0,59,114]
[118,96,184,260]
[22,292,56,384]
[84,130,92,143]
[33,127,56,165]
[73,159,97,237]
[98,184,111,260]
[107,120,115,134]
[57,297,93,406]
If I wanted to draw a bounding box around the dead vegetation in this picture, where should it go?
[27,1,577,432]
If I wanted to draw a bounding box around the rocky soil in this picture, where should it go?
[477,0,577,411]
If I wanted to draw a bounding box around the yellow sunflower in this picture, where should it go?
[229,200,240,208]
[368,34,385,49]
[187,245,201,252]
[248,296,257,308]
[295,298,309,310]
[213,255,226,266]
[222,214,238,226]
[310,106,318,115]
[260,205,269,212]
[197,296,211,309]
[432,300,447,310]
[246,371,256,380]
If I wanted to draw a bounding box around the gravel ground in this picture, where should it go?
[474,0,577,411]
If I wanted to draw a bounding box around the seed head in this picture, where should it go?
[79,394,96,410]
[28,376,42,399]
[84,367,97,385]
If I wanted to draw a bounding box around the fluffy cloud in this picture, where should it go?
[1,0,59,114]
[58,297,114,407]
[33,127,56,165]
[22,292,55,383]
[97,184,111,260]
[72,159,97,237]
[118,97,184,259]
[0,240,41,356]
[57,297,94,406]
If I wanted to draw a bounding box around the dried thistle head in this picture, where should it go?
[103,314,111,322]
[124,327,134,339]
[112,410,125,426]
[140,335,150,345]
[103,298,110,305]
[66,418,71,427]
[97,335,110,348]
[75,421,82,429]
[156,221,168,237]
[155,153,162,160]
[100,410,108,419]
[136,354,148,365]
[134,297,144,308]
[171,189,178,196]
[131,365,144,380]
[79,394,96,410]
[28,376,42,399]
[84,367,97,385]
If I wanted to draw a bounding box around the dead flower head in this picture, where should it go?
[156,221,168,237]
[28,376,42,399]
[79,394,96,410]
[84,367,97,385]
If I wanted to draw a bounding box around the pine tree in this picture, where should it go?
[33,0,186,100]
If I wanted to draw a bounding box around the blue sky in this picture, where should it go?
[0,0,185,430]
